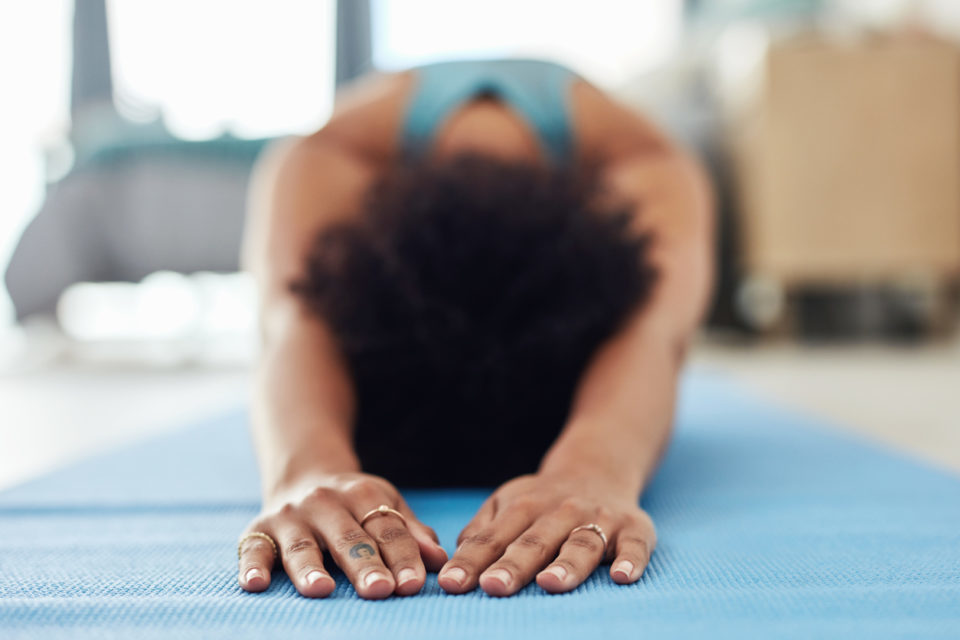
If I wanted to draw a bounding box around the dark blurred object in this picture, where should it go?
[5,0,369,322]
[336,0,372,87]
[726,34,960,336]
[70,0,112,116]
[793,284,952,342]
[4,136,268,321]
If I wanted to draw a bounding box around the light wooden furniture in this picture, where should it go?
[726,35,960,331]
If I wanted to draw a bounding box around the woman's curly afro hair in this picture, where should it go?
[292,152,657,487]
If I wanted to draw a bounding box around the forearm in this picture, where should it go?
[252,301,361,499]
[538,312,683,498]
[539,146,714,499]
[241,132,387,503]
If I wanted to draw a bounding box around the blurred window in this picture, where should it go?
[106,0,336,140]
[0,2,336,326]
[371,0,684,87]
[0,0,72,325]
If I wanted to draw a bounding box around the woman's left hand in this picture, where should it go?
[437,469,656,596]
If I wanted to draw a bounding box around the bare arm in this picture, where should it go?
[237,133,447,600]
[437,91,715,597]
[242,136,370,495]
[242,70,415,494]
[538,144,715,495]
[530,78,715,494]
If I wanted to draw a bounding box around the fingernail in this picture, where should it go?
[364,571,389,588]
[613,560,634,579]
[483,568,512,588]
[542,565,567,581]
[306,570,327,585]
[244,568,263,583]
[440,566,466,586]
[397,568,417,585]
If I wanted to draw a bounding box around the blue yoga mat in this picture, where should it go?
[1,372,958,639]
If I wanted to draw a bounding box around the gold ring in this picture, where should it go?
[237,531,278,559]
[569,522,608,555]
[359,504,407,527]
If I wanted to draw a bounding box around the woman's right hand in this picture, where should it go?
[237,471,449,599]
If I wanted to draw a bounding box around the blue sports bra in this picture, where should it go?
[400,58,581,165]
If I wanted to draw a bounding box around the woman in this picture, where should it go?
[237,58,713,600]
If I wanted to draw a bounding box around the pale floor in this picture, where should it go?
[693,337,960,475]
[1,338,958,492]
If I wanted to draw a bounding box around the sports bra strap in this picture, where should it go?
[400,59,580,165]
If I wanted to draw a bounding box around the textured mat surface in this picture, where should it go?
[1,372,958,639]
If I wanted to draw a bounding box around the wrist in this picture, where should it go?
[537,432,643,500]
[264,448,362,502]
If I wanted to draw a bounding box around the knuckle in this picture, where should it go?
[513,533,548,557]
[568,534,602,554]
[333,528,372,552]
[462,530,497,548]
[508,496,540,515]
[456,523,483,546]
[344,480,384,505]
[245,516,271,534]
[614,511,636,530]
[594,505,615,521]
[277,502,298,517]
[240,539,274,557]
[283,538,319,556]
[305,486,338,504]
[558,497,590,515]
[457,529,509,557]
[480,495,499,517]
[393,551,422,567]
[374,526,413,545]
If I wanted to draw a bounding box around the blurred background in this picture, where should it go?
[2,0,959,489]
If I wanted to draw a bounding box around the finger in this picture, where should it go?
[461,494,498,537]
[535,522,610,594]
[237,529,277,592]
[477,501,585,597]
[273,524,336,598]
[356,506,426,597]
[609,515,656,585]
[310,502,397,599]
[449,493,498,555]
[439,498,537,594]
[394,496,449,572]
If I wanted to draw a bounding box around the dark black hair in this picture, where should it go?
[291,152,657,487]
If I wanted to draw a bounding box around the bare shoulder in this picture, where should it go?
[310,69,418,165]
[568,77,674,164]
[242,133,376,300]
[242,70,418,299]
